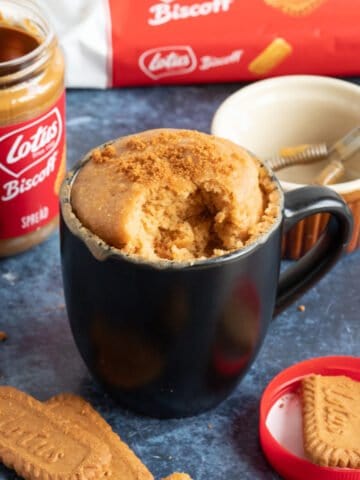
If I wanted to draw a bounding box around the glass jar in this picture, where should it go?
[0,0,65,256]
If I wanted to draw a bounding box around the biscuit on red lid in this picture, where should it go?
[259,356,360,480]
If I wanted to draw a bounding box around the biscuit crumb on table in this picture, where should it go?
[297,305,306,312]
[0,331,7,341]
[162,474,193,480]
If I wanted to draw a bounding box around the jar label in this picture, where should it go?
[0,92,65,239]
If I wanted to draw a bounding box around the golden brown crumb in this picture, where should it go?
[0,331,7,342]
[297,305,306,312]
[92,145,116,164]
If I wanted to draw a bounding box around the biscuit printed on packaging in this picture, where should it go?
[248,38,292,75]
[264,0,327,16]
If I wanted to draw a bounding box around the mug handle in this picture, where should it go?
[274,186,353,316]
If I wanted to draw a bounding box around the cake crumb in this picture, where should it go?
[297,305,306,312]
[0,331,8,342]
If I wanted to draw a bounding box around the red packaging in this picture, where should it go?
[107,0,360,87]
[0,94,65,239]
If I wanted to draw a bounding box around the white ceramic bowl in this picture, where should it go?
[211,75,360,256]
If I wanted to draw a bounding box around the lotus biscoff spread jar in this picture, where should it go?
[0,0,65,256]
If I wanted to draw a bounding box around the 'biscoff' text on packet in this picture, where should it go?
[38,0,360,88]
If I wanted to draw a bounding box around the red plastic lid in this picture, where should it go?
[259,356,360,480]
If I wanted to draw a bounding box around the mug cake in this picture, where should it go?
[70,129,280,262]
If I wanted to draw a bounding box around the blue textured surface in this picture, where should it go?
[0,83,359,480]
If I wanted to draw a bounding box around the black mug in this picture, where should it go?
[60,158,353,418]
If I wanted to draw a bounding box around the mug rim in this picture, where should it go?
[60,138,284,270]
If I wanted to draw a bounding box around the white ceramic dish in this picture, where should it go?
[211,75,360,256]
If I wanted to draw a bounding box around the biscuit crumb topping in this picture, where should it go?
[72,129,280,261]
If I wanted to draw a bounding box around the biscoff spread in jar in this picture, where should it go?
[0,0,65,256]
[71,129,280,262]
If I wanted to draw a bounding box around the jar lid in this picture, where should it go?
[259,356,360,480]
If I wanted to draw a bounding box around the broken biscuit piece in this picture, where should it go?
[46,393,153,480]
[0,386,111,480]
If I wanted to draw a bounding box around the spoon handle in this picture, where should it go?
[314,126,360,185]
